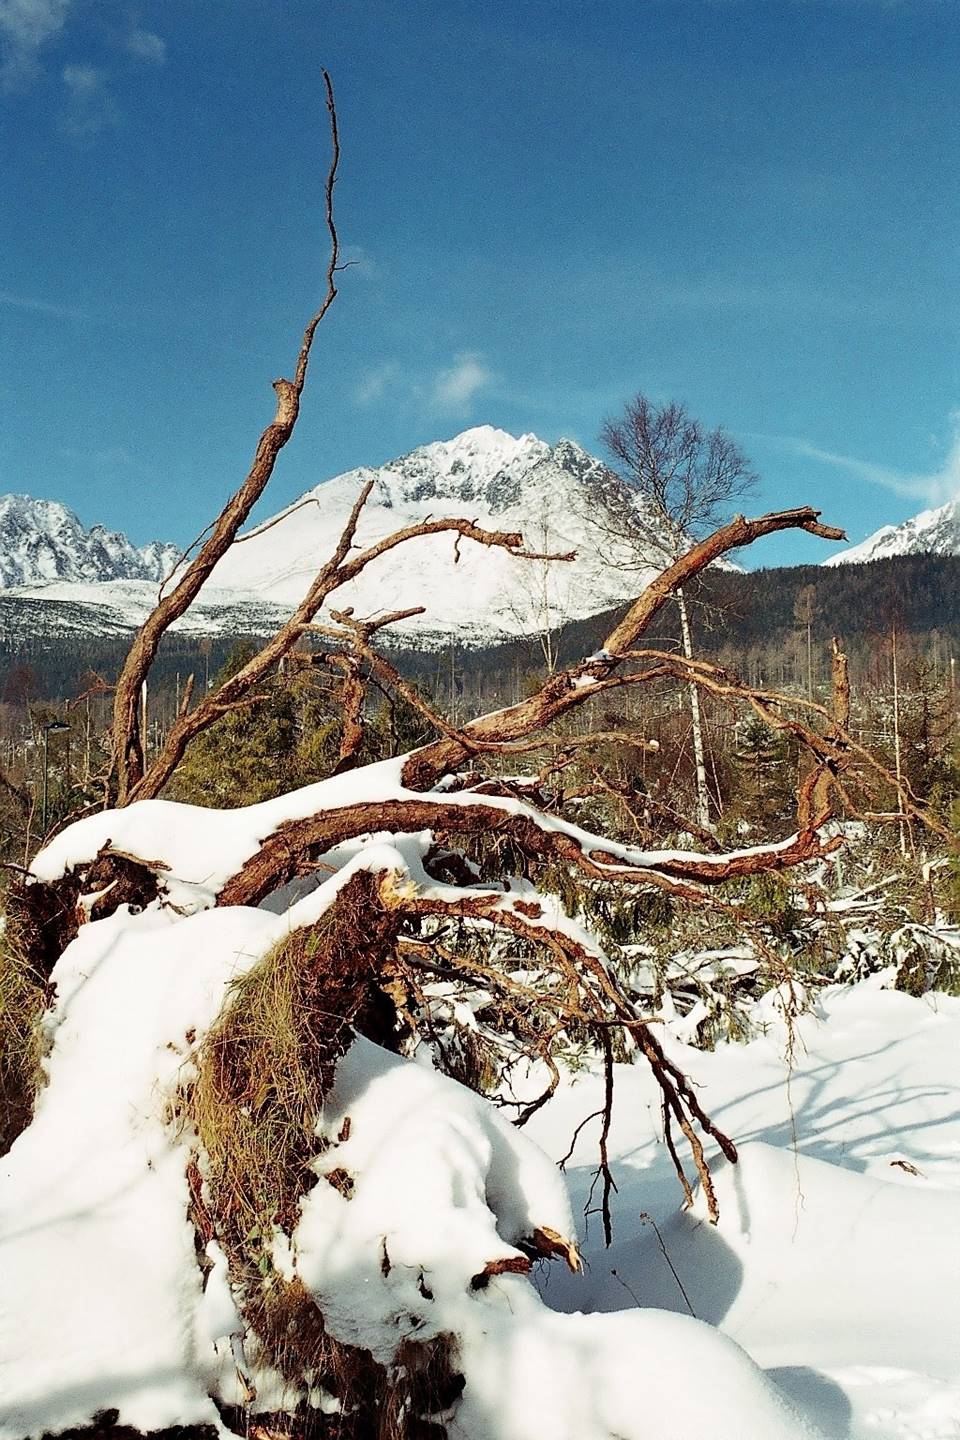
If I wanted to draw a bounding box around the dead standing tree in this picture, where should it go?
[109,71,345,806]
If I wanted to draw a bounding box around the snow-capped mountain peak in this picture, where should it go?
[371,426,553,510]
[399,423,545,475]
[824,493,960,565]
[188,427,675,642]
[0,493,179,588]
[2,428,672,645]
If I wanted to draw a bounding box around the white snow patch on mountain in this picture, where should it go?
[2,429,674,645]
[192,426,670,643]
[824,492,960,565]
[0,493,179,588]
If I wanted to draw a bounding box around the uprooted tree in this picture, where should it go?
[3,75,954,1440]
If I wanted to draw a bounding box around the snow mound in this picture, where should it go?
[286,1035,576,1361]
[704,1141,960,1373]
[1,863,823,1440]
[0,904,259,1439]
[281,1040,820,1440]
[449,1301,823,1440]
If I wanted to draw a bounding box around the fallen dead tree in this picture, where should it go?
[16,492,851,1216]
[2,77,893,1440]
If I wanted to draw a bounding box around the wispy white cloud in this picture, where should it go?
[352,351,497,416]
[61,61,118,137]
[354,361,401,407]
[430,352,494,412]
[62,59,98,92]
[58,443,132,466]
[0,0,71,88]
[777,419,960,507]
[0,288,82,318]
[125,26,165,63]
[0,6,165,96]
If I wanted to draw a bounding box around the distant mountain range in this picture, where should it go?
[0,428,675,646]
[3,427,958,648]
[0,494,181,589]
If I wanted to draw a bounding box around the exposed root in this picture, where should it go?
[37,1418,218,1440]
[184,875,459,1437]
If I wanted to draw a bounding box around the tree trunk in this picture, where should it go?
[891,623,908,857]
[677,586,711,831]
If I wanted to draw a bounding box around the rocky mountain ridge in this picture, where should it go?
[824,493,960,566]
[0,494,180,589]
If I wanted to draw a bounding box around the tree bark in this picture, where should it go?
[676,586,711,831]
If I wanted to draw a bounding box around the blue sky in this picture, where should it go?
[1,0,958,567]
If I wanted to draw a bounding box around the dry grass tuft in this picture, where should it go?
[190,922,333,1240]
[186,904,460,1438]
[0,908,51,1155]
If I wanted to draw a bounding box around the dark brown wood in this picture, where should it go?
[331,654,366,773]
[216,795,841,910]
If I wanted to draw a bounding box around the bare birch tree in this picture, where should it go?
[586,395,758,830]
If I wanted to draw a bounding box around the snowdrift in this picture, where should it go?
[4,789,960,1439]
[3,866,830,1440]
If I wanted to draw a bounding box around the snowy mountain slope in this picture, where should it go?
[824,492,960,565]
[196,426,670,642]
[5,428,675,645]
[0,494,179,588]
[0,578,290,641]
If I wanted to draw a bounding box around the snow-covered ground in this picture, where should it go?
[530,983,960,1440]
[2,867,958,1439]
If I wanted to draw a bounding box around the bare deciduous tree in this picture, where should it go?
[587,394,759,830]
[598,396,758,555]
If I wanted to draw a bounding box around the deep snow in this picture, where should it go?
[2,862,958,1438]
[528,983,960,1439]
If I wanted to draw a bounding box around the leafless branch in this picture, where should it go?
[111,71,343,804]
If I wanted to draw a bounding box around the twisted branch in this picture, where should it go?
[111,72,343,804]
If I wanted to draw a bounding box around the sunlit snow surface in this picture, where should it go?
[528,983,960,1439]
[1,868,959,1439]
[3,427,673,646]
